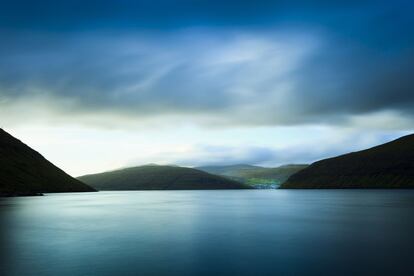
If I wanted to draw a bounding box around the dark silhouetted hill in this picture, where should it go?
[281,134,414,188]
[0,129,96,196]
[78,165,251,190]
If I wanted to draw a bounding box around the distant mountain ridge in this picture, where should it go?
[78,165,251,190]
[0,129,96,196]
[196,164,263,177]
[281,134,414,188]
[196,164,308,188]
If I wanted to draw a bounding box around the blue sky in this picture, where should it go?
[1,1,413,175]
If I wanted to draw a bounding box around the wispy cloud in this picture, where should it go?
[1,1,413,174]
[0,29,321,127]
[1,26,414,130]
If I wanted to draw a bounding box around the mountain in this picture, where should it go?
[196,164,263,177]
[78,165,251,190]
[0,129,96,196]
[281,134,414,188]
[196,164,308,189]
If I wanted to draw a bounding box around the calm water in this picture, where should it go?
[1,190,414,276]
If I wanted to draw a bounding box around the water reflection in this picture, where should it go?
[1,190,414,276]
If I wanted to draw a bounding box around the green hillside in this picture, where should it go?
[0,129,96,196]
[196,164,262,177]
[281,134,414,188]
[78,165,251,190]
[196,164,308,188]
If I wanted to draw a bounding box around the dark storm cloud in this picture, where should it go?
[1,0,414,128]
[287,39,414,122]
[0,0,374,31]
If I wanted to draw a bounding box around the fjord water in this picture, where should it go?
[1,190,414,276]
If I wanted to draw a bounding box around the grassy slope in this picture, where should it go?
[78,165,251,190]
[0,129,96,196]
[196,164,308,188]
[281,134,414,188]
[195,164,263,177]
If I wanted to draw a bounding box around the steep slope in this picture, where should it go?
[281,134,414,188]
[196,164,307,188]
[0,129,96,196]
[78,165,251,190]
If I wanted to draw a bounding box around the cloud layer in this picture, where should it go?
[1,1,413,129]
[0,30,320,126]
[1,26,414,129]
[1,1,413,173]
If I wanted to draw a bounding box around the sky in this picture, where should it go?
[1,0,413,176]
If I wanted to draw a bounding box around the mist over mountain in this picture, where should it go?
[197,164,307,188]
[195,164,263,177]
